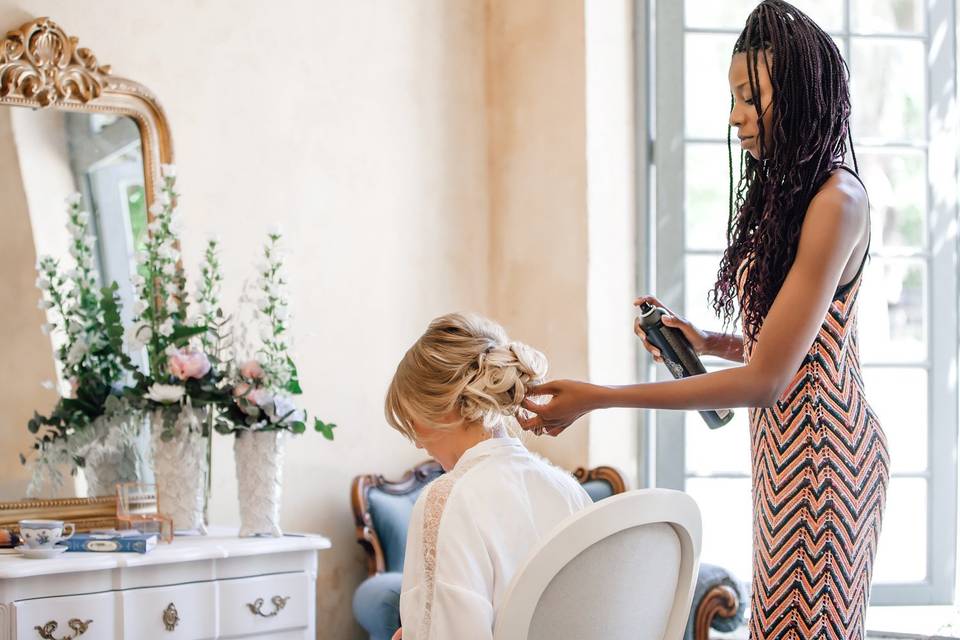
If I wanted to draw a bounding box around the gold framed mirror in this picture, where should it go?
[0,17,174,524]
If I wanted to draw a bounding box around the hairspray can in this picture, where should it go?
[638,302,734,429]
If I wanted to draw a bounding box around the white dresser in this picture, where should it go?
[0,528,330,640]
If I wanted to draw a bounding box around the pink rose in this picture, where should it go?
[233,382,251,398]
[239,359,265,380]
[168,348,212,380]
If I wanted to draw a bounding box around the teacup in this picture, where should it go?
[18,520,75,549]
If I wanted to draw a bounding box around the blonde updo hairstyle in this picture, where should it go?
[385,313,547,442]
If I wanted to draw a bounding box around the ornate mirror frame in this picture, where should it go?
[0,17,174,529]
[1,16,173,198]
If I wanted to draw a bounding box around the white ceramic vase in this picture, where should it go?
[150,407,208,534]
[234,430,286,537]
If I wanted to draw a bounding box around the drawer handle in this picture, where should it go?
[246,595,290,618]
[34,619,93,640]
[163,603,181,631]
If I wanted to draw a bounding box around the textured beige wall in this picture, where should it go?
[0,2,599,637]
[0,108,60,500]
[485,0,591,471]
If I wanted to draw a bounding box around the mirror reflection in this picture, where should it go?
[1,107,148,501]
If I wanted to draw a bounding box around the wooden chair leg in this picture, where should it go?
[694,584,740,640]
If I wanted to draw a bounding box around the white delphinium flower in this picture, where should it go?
[125,323,152,349]
[158,318,175,337]
[66,338,89,366]
[66,222,84,238]
[160,164,177,178]
[146,383,185,404]
[269,394,304,425]
[258,324,273,343]
[168,213,185,236]
[65,193,83,206]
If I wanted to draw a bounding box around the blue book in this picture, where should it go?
[65,532,158,554]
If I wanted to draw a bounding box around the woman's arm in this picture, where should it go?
[702,330,745,363]
[522,178,866,433]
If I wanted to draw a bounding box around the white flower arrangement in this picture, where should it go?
[217,231,335,439]
[124,170,228,441]
[23,194,138,492]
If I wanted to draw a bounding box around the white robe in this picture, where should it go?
[399,437,593,640]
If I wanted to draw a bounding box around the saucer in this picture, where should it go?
[16,544,68,559]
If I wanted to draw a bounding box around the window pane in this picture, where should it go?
[861,367,927,473]
[858,150,927,251]
[873,478,927,583]
[685,33,738,139]
[686,143,740,250]
[850,39,926,142]
[851,0,924,34]
[684,254,726,333]
[686,392,751,475]
[859,258,927,363]
[686,478,753,583]
[684,0,843,33]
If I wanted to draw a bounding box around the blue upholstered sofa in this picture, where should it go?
[351,461,746,640]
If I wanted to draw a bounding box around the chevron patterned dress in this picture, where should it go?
[742,250,890,639]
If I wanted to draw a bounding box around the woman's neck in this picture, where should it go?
[447,422,507,468]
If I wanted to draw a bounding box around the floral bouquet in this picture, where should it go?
[216,230,335,439]
[123,167,226,435]
[216,229,335,536]
[23,195,141,497]
[123,166,228,532]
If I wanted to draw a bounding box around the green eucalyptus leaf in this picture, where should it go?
[285,357,301,388]
[314,419,336,441]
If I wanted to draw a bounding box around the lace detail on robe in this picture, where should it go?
[417,455,488,639]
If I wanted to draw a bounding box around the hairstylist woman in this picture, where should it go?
[520,3,888,638]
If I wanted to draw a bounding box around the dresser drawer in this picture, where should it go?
[121,582,216,640]
[217,573,309,638]
[15,591,116,640]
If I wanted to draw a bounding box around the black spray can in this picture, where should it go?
[638,302,734,429]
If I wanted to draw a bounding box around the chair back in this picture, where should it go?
[493,489,701,640]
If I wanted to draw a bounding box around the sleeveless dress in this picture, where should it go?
[742,168,890,639]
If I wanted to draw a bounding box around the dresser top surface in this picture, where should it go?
[0,526,331,579]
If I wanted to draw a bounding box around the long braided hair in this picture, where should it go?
[710,0,858,340]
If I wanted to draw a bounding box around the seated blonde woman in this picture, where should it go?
[385,313,592,640]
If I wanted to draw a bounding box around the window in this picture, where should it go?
[645,0,959,604]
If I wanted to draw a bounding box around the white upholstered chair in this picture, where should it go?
[493,489,702,640]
